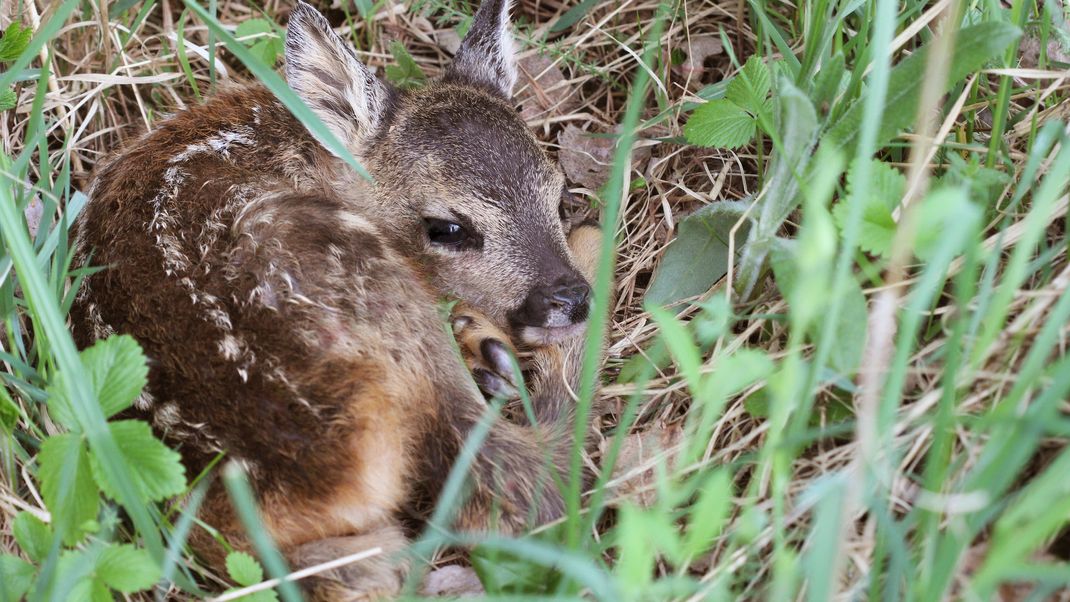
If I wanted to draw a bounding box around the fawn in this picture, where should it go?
[70,0,604,598]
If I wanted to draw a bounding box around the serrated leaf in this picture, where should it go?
[67,577,111,602]
[645,202,750,308]
[49,334,149,428]
[39,433,99,545]
[833,160,906,258]
[227,551,264,587]
[97,544,160,592]
[90,420,186,503]
[725,56,771,115]
[13,511,52,562]
[684,99,756,148]
[0,554,36,600]
[825,22,1021,154]
[0,23,33,62]
[385,41,426,90]
[83,335,150,418]
[0,87,16,111]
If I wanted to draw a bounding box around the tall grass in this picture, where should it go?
[2,0,1069,600]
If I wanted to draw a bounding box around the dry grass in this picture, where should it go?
[2,0,1070,599]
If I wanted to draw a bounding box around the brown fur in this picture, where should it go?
[70,1,605,598]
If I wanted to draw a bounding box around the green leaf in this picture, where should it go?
[0,87,16,111]
[67,577,111,602]
[684,99,756,148]
[13,511,52,562]
[49,334,149,428]
[812,52,846,110]
[832,160,906,258]
[0,554,36,601]
[83,335,150,418]
[96,544,161,593]
[236,19,282,65]
[550,0,599,32]
[822,277,869,377]
[226,551,264,587]
[471,546,553,594]
[0,23,33,62]
[683,469,732,559]
[825,22,1021,154]
[384,41,426,90]
[90,420,186,503]
[645,201,750,308]
[39,433,99,545]
[725,56,772,116]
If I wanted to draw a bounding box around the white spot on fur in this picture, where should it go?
[85,303,116,339]
[134,390,156,411]
[154,402,182,430]
[218,334,242,361]
[169,126,255,164]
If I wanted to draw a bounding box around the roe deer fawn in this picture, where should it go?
[71,0,605,597]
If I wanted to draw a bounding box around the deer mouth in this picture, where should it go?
[514,322,587,346]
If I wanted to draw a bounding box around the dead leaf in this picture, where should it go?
[516,54,577,122]
[607,425,684,507]
[436,29,462,55]
[558,125,652,190]
[677,35,724,88]
[24,197,44,238]
[1019,37,1070,69]
[421,565,485,597]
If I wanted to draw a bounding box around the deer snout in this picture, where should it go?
[509,274,591,346]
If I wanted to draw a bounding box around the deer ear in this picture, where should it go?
[285,1,391,153]
[443,0,518,98]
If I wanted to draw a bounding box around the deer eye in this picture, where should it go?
[424,218,468,247]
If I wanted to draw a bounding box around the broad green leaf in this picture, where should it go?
[471,546,554,594]
[385,41,426,90]
[49,334,149,428]
[645,202,750,308]
[13,511,52,562]
[813,52,846,109]
[770,240,868,377]
[913,186,971,261]
[825,22,1021,154]
[236,18,283,65]
[0,554,35,601]
[0,87,15,111]
[226,551,264,587]
[822,277,868,377]
[684,99,756,148]
[682,469,732,559]
[39,433,99,545]
[97,544,161,592]
[0,23,33,62]
[832,160,906,257]
[90,420,186,503]
[725,56,772,116]
[67,578,111,602]
[83,335,149,418]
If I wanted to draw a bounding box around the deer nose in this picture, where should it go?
[510,275,592,329]
[549,281,590,312]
